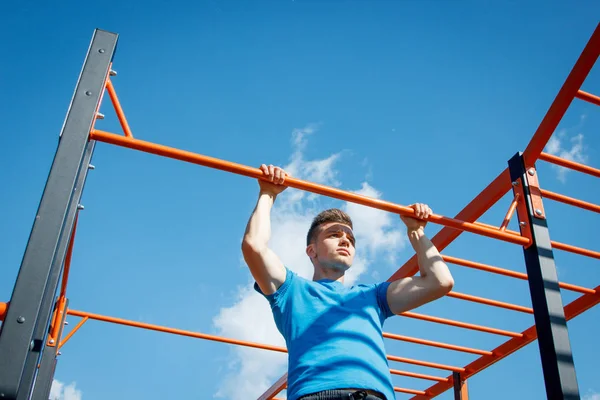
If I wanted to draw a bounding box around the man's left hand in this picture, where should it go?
[400,203,432,232]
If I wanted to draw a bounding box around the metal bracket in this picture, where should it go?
[525,167,545,219]
[511,178,532,248]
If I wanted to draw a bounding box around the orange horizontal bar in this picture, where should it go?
[390,369,448,382]
[67,309,287,354]
[383,331,492,356]
[447,291,533,313]
[575,89,600,106]
[541,188,600,214]
[395,386,426,396]
[552,240,600,260]
[539,152,600,178]
[386,354,464,372]
[90,130,530,247]
[105,79,133,138]
[401,311,523,338]
[0,301,7,321]
[443,255,596,295]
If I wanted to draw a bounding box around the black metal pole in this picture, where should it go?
[30,299,69,400]
[0,29,118,400]
[453,372,468,400]
[508,152,580,400]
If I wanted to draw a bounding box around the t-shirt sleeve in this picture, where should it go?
[253,267,295,308]
[375,281,394,320]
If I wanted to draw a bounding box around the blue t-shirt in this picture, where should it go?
[255,268,395,400]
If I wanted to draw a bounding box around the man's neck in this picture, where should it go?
[313,267,345,283]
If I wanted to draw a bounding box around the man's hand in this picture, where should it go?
[400,203,432,232]
[258,164,289,196]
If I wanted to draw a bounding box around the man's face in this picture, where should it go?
[307,222,356,271]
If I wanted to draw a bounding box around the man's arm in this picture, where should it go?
[241,164,288,295]
[386,203,454,315]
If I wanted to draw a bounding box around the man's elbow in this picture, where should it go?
[436,275,454,296]
[241,237,266,257]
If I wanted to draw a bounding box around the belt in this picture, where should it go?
[297,388,386,400]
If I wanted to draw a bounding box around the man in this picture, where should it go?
[242,164,454,400]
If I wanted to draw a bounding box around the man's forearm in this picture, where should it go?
[408,229,453,286]
[243,191,276,248]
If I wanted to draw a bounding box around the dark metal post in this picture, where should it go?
[508,152,580,400]
[30,299,69,400]
[0,29,118,400]
[453,372,468,400]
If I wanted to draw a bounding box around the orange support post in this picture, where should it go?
[105,79,134,138]
[58,316,89,350]
[500,193,520,231]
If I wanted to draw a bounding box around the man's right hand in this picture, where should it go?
[258,164,289,196]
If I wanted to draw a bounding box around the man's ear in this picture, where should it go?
[306,243,316,258]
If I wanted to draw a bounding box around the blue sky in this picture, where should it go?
[1,1,599,399]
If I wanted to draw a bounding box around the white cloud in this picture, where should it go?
[583,391,600,400]
[544,116,589,183]
[50,380,82,400]
[212,124,405,399]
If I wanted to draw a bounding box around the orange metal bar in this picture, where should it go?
[443,255,596,295]
[47,296,68,346]
[90,130,530,247]
[257,373,287,400]
[414,282,600,399]
[575,89,600,106]
[58,316,88,349]
[552,240,600,260]
[390,168,513,281]
[105,79,134,138]
[539,152,600,178]
[67,309,288,353]
[500,193,520,231]
[446,291,533,313]
[541,188,600,214]
[382,332,492,356]
[396,387,427,396]
[390,369,448,382]
[386,355,464,372]
[521,24,600,167]
[0,301,8,321]
[401,311,523,338]
[59,214,79,299]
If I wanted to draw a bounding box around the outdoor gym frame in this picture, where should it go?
[0,25,598,399]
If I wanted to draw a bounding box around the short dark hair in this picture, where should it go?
[306,208,353,245]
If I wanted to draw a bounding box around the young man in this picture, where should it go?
[242,164,454,400]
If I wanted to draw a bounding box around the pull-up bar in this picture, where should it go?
[89,129,530,246]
